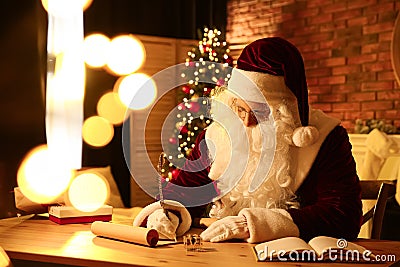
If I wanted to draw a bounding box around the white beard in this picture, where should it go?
[205,110,298,219]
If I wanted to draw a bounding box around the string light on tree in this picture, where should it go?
[160,27,233,179]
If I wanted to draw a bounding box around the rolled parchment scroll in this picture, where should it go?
[91,221,159,247]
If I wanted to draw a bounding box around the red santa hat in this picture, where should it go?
[227,37,319,147]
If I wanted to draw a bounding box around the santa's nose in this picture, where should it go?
[243,113,258,127]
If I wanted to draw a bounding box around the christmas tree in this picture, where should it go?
[160,27,233,181]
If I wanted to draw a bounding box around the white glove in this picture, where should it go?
[146,209,179,240]
[200,215,250,242]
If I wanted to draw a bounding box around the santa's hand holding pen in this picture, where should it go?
[133,200,191,240]
[146,209,179,240]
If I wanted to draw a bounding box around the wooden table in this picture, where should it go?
[0,214,399,267]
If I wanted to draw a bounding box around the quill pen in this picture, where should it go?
[157,153,177,241]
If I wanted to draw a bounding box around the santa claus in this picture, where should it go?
[134,37,362,243]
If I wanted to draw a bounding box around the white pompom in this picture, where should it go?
[292,126,319,147]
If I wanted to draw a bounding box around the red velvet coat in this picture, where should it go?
[165,125,362,241]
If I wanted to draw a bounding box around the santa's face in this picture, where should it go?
[229,97,270,127]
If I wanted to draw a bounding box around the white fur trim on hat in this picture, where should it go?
[227,68,267,103]
[133,200,191,237]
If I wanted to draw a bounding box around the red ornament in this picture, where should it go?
[177,103,186,110]
[188,102,200,113]
[216,78,225,86]
[224,56,233,65]
[204,87,212,95]
[168,137,177,144]
[182,85,191,94]
[171,169,179,179]
[179,125,188,134]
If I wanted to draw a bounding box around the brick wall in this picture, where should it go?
[226,0,400,132]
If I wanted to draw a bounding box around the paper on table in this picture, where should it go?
[91,221,159,247]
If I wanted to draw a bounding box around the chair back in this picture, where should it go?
[360,180,396,239]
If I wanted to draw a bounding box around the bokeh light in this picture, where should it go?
[67,172,109,212]
[115,73,157,110]
[82,116,114,147]
[106,35,145,76]
[97,91,127,125]
[83,33,110,68]
[41,0,93,15]
[17,145,73,204]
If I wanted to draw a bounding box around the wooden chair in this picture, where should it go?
[360,180,396,239]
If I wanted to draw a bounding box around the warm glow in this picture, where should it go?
[106,35,145,76]
[115,73,157,110]
[17,145,73,204]
[82,116,114,147]
[83,33,110,68]
[45,0,85,171]
[68,173,109,212]
[41,0,93,15]
[53,51,86,101]
[97,91,127,125]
